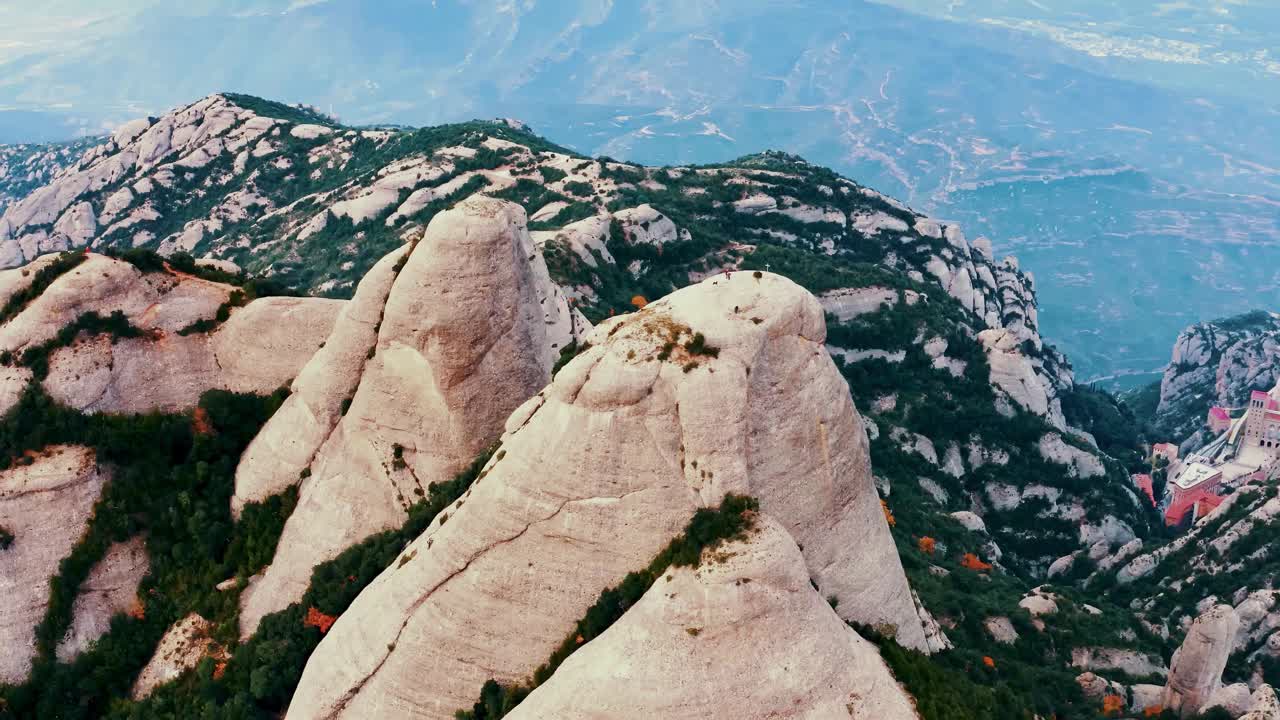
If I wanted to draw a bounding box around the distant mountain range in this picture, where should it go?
[0,0,1276,380]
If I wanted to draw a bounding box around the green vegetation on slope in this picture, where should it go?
[221,94,337,128]
[0,385,289,719]
[70,448,492,720]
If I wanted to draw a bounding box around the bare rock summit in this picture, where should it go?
[285,269,931,720]
[506,515,918,720]
[238,196,581,637]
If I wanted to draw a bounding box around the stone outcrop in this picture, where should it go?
[1204,683,1256,717]
[131,613,227,700]
[55,536,149,662]
[1154,311,1280,446]
[231,244,408,517]
[1070,647,1167,678]
[1038,433,1105,478]
[0,253,229,353]
[0,445,108,684]
[1243,685,1280,720]
[285,271,931,720]
[44,294,340,414]
[985,616,1019,645]
[238,197,580,637]
[0,251,339,415]
[0,95,286,267]
[505,515,918,719]
[1162,604,1240,717]
[818,286,896,320]
[1076,671,1127,702]
[1019,587,1059,616]
[1235,590,1280,654]
[0,141,94,215]
[950,510,987,533]
[978,328,1067,428]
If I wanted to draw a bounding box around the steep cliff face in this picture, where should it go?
[230,244,409,517]
[238,196,581,637]
[505,515,919,720]
[1153,311,1280,446]
[286,270,929,720]
[1162,605,1240,717]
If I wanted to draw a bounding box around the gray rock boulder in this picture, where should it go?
[1202,682,1255,717]
[1162,604,1240,717]
[1019,587,1060,617]
[985,616,1019,645]
[1047,553,1078,578]
[1243,684,1280,720]
[950,510,987,534]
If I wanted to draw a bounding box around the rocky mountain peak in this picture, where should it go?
[237,195,583,638]
[284,267,931,719]
[0,91,1175,720]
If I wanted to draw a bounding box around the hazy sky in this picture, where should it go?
[0,0,1274,130]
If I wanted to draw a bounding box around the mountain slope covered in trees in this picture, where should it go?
[0,93,1260,720]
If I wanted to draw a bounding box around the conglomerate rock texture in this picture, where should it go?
[1162,604,1240,717]
[0,445,108,684]
[285,270,928,720]
[506,515,918,720]
[238,197,580,637]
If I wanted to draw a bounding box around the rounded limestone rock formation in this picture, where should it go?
[238,197,579,638]
[130,613,227,700]
[505,514,918,720]
[1162,604,1240,717]
[0,445,108,685]
[284,270,930,720]
[55,536,149,662]
[41,293,340,414]
[0,251,338,414]
[231,244,409,518]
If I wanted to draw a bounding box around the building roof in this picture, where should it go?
[1172,462,1222,490]
[1133,473,1155,505]
[1210,406,1230,421]
[1252,390,1280,411]
[1153,442,1178,455]
[1196,493,1226,519]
